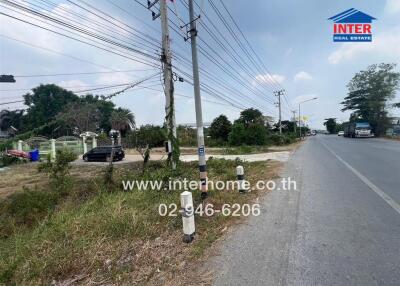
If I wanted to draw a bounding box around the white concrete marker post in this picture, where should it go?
[92,137,97,149]
[82,135,87,155]
[236,165,246,193]
[17,140,23,151]
[180,191,195,243]
[50,139,56,160]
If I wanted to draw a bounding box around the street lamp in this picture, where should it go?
[298,97,317,138]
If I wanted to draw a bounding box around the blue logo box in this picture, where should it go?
[333,34,372,42]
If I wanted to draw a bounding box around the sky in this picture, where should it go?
[1,0,400,129]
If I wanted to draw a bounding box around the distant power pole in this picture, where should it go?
[187,0,208,200]
[292,110,297,133]
[149,0,179,169]
[274,90,284,134]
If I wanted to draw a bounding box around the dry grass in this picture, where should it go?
[0,163,103,199]
[0,159,282,285]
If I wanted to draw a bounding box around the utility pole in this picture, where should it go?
[298,104,302,138]
[149,0,179,169]
[187,0,208,200]
[292,110,297,133]
[274,90,284,134]
[298,97,317,139]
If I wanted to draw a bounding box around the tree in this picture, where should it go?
[57,102,101,134]
[209,114,232,141]
[228,122,246,146]
[335,123,343,133]
[110,108,135,137]
[324,118,337,134]
[235,108,264,127]
[0,109,24,131]
[273,120,296,133]
[128,125,166,148]
[341,63,400,136]
[229,108,268,145]
[80,94,116,132]
[23,84,78,131]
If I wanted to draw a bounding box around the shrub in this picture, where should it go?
[0,189,60,238]
[266,133,296,146]
[128,125,166,148]
[38,149,77,192]
[0,155,24,167]
[209,115,232,142]
[228,123,267,146]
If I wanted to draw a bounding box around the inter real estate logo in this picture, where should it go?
[328,8,376,42]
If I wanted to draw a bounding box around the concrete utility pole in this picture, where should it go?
[292,110,297,133]
[188,0,208,200]
[298,97,317,138]
[298,104,302,138]
[151,0,178,169]
[275,90,284,134]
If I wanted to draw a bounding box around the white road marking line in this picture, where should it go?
[319,140,400,215]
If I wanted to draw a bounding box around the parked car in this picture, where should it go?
[338,131,344,136]
[82,146,125,162]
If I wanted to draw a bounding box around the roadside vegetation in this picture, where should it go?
[0,84,297,284]
[338,63,400,136]
[0,154,281,285]
[0,84,301,155]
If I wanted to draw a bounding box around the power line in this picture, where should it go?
[0,11,160,69]
[13,69,156,78]
[1,1,161,64]
[66,0,161,50]
[0,34,118,71]
[26,0,160,55]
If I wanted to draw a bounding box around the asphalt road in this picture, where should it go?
[211,135,400,286]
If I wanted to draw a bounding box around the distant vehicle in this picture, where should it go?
[83,146,125,162]
[343,122,373,138]
[338,131,344,136]
[311,130,317,136]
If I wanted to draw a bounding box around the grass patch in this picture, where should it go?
[0,159,281,285]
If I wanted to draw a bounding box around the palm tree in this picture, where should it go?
[110,108,135,144]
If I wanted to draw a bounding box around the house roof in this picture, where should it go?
[328,8,376,23]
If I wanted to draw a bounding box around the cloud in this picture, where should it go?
[294,71,312,82]
[328,26,400,64]
[95,72,135,85]
[254,74,285,85]
[57,80,89,90]
[385,0,400,15]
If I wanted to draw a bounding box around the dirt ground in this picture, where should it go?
[0,163,102,199]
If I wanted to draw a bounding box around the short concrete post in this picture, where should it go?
[92,137,97,148]
[50,139,56,160]
[17,140,23,151]
[181,191,195,243]
[82,135,87,154]
[236,165,246,193]
[117,131,121,146]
